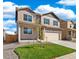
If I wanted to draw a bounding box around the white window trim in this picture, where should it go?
[24,13,33,23]
[41,16,60,28]
[44,18,50,25]
[53,20,58,26]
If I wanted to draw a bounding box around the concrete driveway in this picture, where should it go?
[48,40,76,49]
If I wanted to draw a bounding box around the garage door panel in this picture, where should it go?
[45,32,59,41]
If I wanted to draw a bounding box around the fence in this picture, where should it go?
[5,34,18,43]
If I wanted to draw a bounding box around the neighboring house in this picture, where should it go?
[16,7,62,42]
[60,20,76,41]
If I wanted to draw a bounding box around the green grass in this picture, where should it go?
[15,43,75,59]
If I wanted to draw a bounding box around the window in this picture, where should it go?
[70,25,72,28]
[24,14,32,22]
[24,28,32,34]
[68,31,71,35]
[44,18,49,24]
[53,20,58,26]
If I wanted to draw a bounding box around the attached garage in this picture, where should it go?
[44,30,61,41]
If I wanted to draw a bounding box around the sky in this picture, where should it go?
[3,0,76,34]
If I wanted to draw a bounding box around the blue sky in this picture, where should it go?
[3,0,76,34]
[4,0,76,13]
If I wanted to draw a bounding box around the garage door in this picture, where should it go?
[44,31,59,41]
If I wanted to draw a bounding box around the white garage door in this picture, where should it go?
[44,31,59,41]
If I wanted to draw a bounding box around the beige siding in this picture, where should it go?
[18,10,36,24]
[20,26,37,40]
[67,21,74,29]
[41,15,60,28]
[60,20,67,28]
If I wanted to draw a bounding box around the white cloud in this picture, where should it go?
[3,2,30,18]
[56,0,76,6]
[3,2,16,13]
[4,26,16,35]
[5,31,16,35]
[3,14,15,18]
[4,19,16,26]
[3,2,30,34]
[3,27,10,31]
[34,5,76,20]
[4,26,16,32]
[3,19,16,34]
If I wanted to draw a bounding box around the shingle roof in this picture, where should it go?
[42,12,60,20]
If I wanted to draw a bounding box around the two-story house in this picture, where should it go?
[60,20,76,41]
[16,7,62,42]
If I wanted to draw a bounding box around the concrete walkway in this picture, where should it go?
[3,43,18,59]
[3,42,36,59]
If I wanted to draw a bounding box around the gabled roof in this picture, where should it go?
[16,7,35,13]
[42,12,60,21]
[16,7,41,22]
[16,7,40,15]
[16,7,62,22]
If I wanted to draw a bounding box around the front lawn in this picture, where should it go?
[15,43,75,59]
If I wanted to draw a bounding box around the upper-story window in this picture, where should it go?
[70,24,74,28]
[24,28,32,34]
[44,18,49,24]
[53,20,58,26]
[24,14,32,22]
[70,24,72,28]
